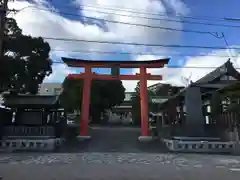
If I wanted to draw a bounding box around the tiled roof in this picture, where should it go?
[3,94,60,108]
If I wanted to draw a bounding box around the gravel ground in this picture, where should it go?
[1,152,240,179]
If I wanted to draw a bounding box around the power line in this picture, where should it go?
[41,36,240,50]
[52,61,240,70]
[83,3,240,22]
[11,5,240,29]
[164,65,240,69]
[11,7,223,37]
[47,1,240,23]
[79,8,240,29]
[225,18,240,22]
[51,49,237,58]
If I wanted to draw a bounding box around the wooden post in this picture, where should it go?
[79,66,92,137]
[140,66,149,137]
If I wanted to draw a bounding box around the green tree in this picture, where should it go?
[220,83,240,112]
[60,78,125,124]
[0,18,52,94]
[131,81,141,125]
[131,81,156,125]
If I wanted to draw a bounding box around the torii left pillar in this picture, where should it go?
[138,65,151,141]
[79,65,91,139]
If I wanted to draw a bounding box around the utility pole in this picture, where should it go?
[0,0,8,61]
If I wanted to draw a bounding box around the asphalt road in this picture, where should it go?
[1,152,240,179]
[1,127,240,179]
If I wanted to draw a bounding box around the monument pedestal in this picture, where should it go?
[77,135,91,141]
[138,136,153,142]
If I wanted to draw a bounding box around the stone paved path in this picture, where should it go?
[60,126,168,153]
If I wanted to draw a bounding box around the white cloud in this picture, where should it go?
[74,0,189,91]
[122,54,183,92]
[163,0,190,15]
[9,0,188,55]
[77,0,187,53]
[8,0,190,91]
[122,49,240,92]
[181,49,240,82]
[8,0,118,53]
[44,63,78,83]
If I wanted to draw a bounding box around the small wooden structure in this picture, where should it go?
[0,94,66,151]
[158,60,240,137]
[156,60,240,153]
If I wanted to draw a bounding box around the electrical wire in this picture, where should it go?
[11,7,221,36]
[9,3,239,61]
[51,49,238,58]
[41,36,240,50]
[52,61,240,70]
[45,1,240,23]
[10,6,240,31]
[78,8,240,29]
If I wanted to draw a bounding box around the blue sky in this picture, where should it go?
[49,0,240,57]
[10,0,240,91]
[182,0,240,47]
[48,0,240,46]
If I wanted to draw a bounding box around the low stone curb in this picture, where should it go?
[0,138,64,152]
[162,138,237,153]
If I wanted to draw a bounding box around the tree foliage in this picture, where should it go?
[220,83,240,113]
[130,82,183,125]
[130,81,156,125]
[0,18,52,94]
[131,81,141,125]
[60,78,125,123]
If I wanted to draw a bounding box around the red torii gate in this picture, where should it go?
[62,58,169,140]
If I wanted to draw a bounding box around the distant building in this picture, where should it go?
[38,83,62,95]
[0,83,63,106]
[148,83,184,105]
[148,83,164,93]
[112,92,134,113]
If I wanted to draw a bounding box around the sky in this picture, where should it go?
[8,0,240,92]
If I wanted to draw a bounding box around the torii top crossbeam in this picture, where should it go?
[62,57,170,68]
[61,57,169,137]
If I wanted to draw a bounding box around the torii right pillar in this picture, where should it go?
[138,65,151,141]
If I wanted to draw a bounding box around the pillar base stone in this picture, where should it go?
[77,135,91,141]
[138,136,153,142]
